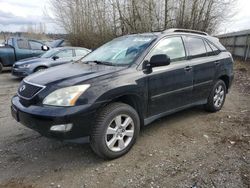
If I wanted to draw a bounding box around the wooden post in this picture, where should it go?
[232,35,236,57]
[244,34,249,61]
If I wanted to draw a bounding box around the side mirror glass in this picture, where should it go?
[41,45,50,51]
[149,54,170,68]
[52,56,59,60]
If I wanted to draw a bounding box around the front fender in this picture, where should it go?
[84,84,146,104]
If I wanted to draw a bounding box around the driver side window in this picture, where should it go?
[56,49,73,58]
[147,37,186,62]
[29,40,43,50]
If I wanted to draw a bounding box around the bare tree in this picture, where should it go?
[49,0,236,48]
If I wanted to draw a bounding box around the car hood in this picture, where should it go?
[15,57,48,65]
[25,63,126,86]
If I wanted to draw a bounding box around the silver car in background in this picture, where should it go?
[12,47,91,78]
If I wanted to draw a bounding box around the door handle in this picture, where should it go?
[184,66,192,72]
[215,61,220,66]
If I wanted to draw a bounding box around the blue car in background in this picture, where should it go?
[12,47,91,78]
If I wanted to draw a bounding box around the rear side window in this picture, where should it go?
[148,37,186,62]
[29,41,43,50]
[17,39,30,49]
[204,40,214,56]
[208,41,220,55]
[186,37,206,58]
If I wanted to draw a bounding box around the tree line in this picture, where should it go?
[50,0,235,48]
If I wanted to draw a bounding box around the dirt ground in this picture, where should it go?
[0,61,249,188]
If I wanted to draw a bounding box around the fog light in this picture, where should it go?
[50,124,73,132]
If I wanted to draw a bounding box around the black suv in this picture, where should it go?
[11,29,234,159]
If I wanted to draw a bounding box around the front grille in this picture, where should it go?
[18,81,44,99]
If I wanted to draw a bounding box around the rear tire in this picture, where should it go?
[205,80,226,112]
[90,102,140,159]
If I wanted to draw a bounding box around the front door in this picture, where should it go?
[52,49,74,66]
[145,36,193,116]
[16,38,34,61]
[28,40,44,57]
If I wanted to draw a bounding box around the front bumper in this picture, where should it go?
[11,96,101,139]
[12,68,30,78]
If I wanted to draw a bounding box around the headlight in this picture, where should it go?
[19,64,30,68]
[43,85,90,106]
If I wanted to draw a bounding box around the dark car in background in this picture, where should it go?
[11,29,234,159]
[0,37,52,73]
[12,47,91,77]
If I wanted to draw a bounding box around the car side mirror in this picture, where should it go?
[149,54,170,68]
[41,45,50,51]
[52,56,59,60]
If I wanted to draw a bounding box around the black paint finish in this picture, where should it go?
[11,31,234,139]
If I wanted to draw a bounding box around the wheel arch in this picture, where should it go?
[107,94,145,127]
[218,75,229,92]
[34,65,48,72]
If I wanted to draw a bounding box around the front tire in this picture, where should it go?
[205,80,226,112]
[90,102,140,159]
[34,66,47,72]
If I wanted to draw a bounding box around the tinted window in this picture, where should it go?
[29,41,43,50]
[17,39,30,49]
[204,40,214,56]
[186,37,206,58]
[75,49,89,57]
[208,41,220,55]
[148,37,186,62]
[56,50,73,58]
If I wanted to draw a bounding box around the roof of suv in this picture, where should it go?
[127,28,226,51]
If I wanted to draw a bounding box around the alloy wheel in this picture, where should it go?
[105,114,134,152]
[213,85,225,108]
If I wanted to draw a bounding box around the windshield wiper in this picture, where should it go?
[83,60,114,66]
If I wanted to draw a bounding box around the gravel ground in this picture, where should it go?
[0,61,249,188]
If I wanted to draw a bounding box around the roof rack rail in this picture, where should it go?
[163,28,208,36]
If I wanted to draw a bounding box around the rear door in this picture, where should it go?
[146,36,193,116]
[184,36,218,102]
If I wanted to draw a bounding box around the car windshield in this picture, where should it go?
[40,49,59,58]
[82,35,156,66]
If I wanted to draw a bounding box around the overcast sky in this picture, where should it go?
[0,0,250,34]
[0,0,60,33]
